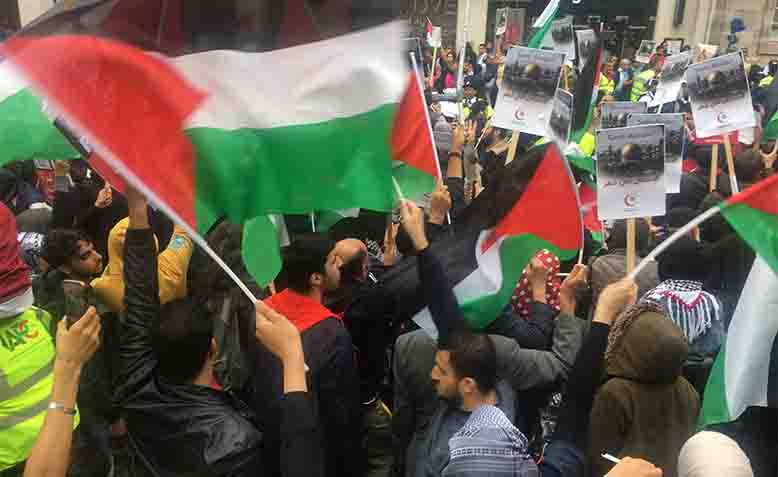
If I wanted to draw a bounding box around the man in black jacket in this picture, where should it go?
[264,233,362,477]
[115,187,322,477]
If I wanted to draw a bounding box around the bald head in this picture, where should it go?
[335,238,369,283]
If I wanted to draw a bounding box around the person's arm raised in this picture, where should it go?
[116,186,158,405]
[400,200,467,343]
[23,308,101,477]
[255,301,324,477]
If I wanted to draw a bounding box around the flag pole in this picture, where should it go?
[723,133,740,194]
[59,113,260,304]
[628,205,722,280]
[709,144,719,192]
[409,51,452,225]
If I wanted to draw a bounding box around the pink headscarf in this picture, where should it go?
[510,249,561,318]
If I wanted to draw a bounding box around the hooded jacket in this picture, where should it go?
[91,218,192,313]
[588,310,700,477]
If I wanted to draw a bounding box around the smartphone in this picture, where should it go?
[62,280,90,328]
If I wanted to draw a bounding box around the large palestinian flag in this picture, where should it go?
[3,0,436,286]
[702,256,778,425]
[380,143,582,337]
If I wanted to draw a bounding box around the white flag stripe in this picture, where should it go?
[724,256,778,418]
[174,21,409,131]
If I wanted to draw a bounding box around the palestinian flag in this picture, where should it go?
[702,256,778,425]
[527,0,560,49]
[381,143,582,337]
[719,174,778,273]
[578,182,603,245]
[565,143,596,177]
[0,61,78,164]
[570,31,602,143]
[3,1,436,286]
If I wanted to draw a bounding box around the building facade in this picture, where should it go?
[655,0,778,61]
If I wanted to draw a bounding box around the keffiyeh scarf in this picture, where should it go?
[639,280,721,344]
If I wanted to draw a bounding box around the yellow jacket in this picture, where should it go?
[91,219,193,313]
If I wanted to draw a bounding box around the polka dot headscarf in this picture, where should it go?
[510,249,561,318]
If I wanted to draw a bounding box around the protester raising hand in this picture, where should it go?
[559,263,587,316]
[23,307,102,477]
[593,278,638,325]
[94,183,112,209]
[428,179,452,225]
[761,141,778,171]
[399,200,428,252]
[56,306,102,365]
[606,457,663,477]
[451,123,466,153]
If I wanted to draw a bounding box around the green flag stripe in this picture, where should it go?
[701,342,731,427]
[0,89,79,164]
[190,103,397,235]
[721,203,778,273]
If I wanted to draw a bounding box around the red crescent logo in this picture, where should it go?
[624,194,637,207]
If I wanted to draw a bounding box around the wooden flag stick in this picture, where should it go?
[709,144,719,192]
[506,131,520,164]
[723,133,739,194]
[626,218,637,274]
[429,47,438,89]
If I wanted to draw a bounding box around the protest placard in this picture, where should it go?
[636,40,657,63]
[492,46,564,135]
[547,89,573,147]
[652,51,693,106]
[494,8,525,50]
[664,38,684,56]
[601,102,647,129]
[686,52,755,138]
[628,113,685,193]
[695,43,719,63]
[596,125,666,220]
[551,16,576,64]
[576,29,598,72]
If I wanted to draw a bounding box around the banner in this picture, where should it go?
[551,16,576,64]
[687,52,755,138]
[636,40,657,63]
[547,89,573,148]
[652,51,693,106]
[628,113,686,193]
[596,125,666,220]
[492,46,564,135]
[576,29,598,72]
[601,101,648,129]
[664,38,684,56]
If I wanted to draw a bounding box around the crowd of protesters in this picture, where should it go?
[2,34,778,477]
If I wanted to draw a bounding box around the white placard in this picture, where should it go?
[596,125,666,220]
[636,40,657,63]
[651,51,692,106]
[627,113,685,193]
[492,46,564,135]
[576,29,598,72]
[601,102,648,129]
[695,43,719,63]
[664,39,684,56]
[687,52,755,138]
[547,89,573,148]
[551,16,575,64]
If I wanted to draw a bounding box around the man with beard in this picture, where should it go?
[264,233,362,477]
[33,229,111,477]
